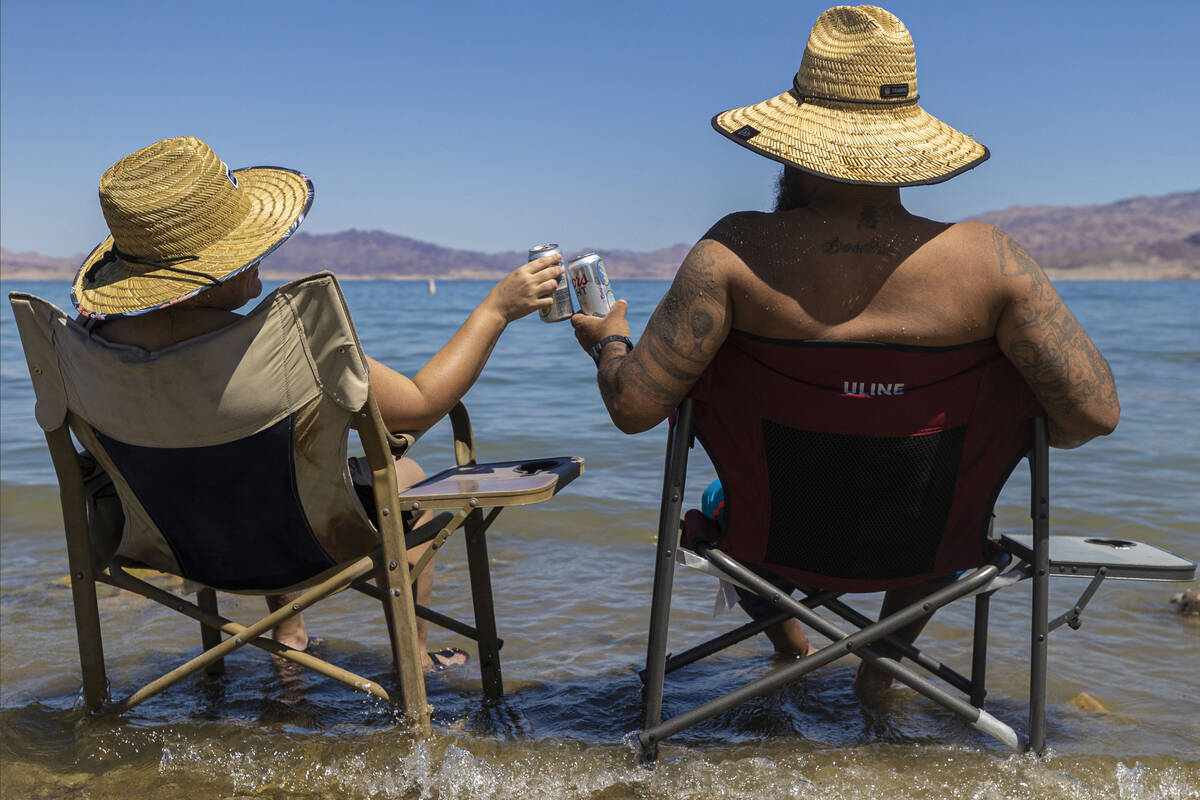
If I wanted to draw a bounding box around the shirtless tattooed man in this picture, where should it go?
[572,5,1118,696]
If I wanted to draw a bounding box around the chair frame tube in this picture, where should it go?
[1049,568,1107,632]
[652,581,978,698]
[1028,418,1051,754]
[640,400,695,761]
[447,402,506,699]
[639,546,1018,754]
[349,583,494,645]
[101,558,394,708]
[359,394,432,733]
[44,425,110,710]
[970,592,993,707]
[409,506,474,580]
[103,554,384,714]
[197,587,225,676]
[820,596,976,695]
[644,604,825,684]
[464,508,504,698]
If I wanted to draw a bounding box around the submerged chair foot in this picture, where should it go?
[973,709,1020,751]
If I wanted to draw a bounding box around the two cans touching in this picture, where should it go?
[529,243,615,323]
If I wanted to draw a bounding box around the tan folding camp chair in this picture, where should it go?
[8,272,582,734]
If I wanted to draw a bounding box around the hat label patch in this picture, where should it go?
[222,161,239,188]
[733,125,760,141]
[880,84,909,99]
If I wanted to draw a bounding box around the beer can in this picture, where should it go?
[530,243,574,323]
[568,252,615,317]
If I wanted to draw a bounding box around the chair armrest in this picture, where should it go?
[352,390,421,459]
[384,430,418,459]
[354,399,470,463]
[449,401,476,466]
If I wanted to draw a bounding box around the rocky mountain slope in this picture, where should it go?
[965,190,1199,279]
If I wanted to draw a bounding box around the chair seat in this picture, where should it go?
[1001,534,1195,581]
[397,456,583,510]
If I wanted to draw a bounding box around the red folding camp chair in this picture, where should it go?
[638,332,1194,761]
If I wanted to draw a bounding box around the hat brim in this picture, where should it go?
[713,90,989,187]
[73,166,314,318]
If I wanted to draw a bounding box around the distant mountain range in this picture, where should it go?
[4,190,1197,281]
[965,190,1199,279]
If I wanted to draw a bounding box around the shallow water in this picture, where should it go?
[1,279,1197,798]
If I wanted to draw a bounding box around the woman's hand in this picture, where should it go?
[571,300,632,353]
[483,255,564,323]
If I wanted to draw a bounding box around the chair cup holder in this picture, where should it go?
[516,459,561,475]
[1084,538,1137,549]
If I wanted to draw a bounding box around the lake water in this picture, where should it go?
[1,278,1197,799]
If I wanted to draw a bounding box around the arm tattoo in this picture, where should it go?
[993,229,1119,445]
[598,242,730,424]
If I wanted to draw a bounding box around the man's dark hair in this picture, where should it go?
[774,166,813,212]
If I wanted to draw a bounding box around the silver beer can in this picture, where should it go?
[568,252,615,317]
[530,243,574,323]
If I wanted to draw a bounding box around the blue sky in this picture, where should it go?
[2,0,1198,258]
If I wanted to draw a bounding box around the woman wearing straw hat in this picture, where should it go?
[573,5,1119,694]
[74,135,565,672]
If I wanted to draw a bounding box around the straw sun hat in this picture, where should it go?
[713,5,988,186]
[73,136,313,318]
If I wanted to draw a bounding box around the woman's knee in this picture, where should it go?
[393,456,426,490]
[395,457,435,530]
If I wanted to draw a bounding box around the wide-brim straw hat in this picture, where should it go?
[712,5,988,187]
[73,136,313,318]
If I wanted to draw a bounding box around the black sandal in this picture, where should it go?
[426,647,469,673]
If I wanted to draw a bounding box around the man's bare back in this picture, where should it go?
[574,180,1118,450]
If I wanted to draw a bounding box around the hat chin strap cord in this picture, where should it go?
[791,76,920,107]
[85,249,224,288]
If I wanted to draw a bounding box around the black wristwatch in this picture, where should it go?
[589,334,634,364]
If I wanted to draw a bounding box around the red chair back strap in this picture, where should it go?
[683,332,1042,592]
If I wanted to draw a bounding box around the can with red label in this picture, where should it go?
[568,252,615,317]
[530,243,574,323]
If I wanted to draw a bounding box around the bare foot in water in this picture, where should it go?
[853,660,896,699]
[765,618,813,658]
[267,591,310,650]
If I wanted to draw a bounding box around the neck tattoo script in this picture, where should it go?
[821,235,896,256]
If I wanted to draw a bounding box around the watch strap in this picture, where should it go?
[590,334,634,364]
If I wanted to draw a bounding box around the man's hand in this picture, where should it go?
[570,239,734,433]
[571,300,632,355]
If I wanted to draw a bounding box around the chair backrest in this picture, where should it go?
[683,331,1042,592]
[9,272,381,592]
